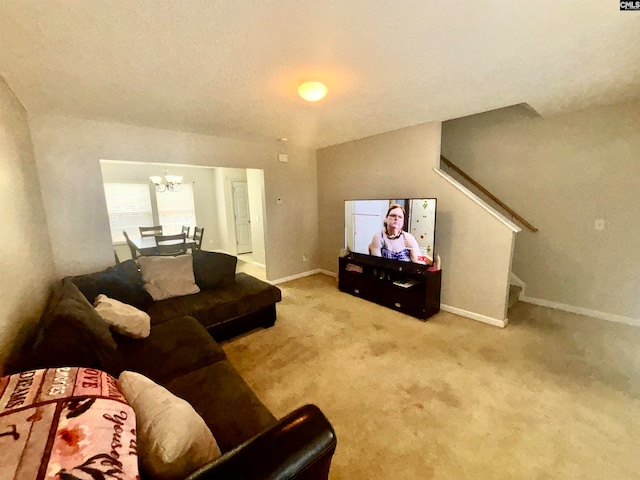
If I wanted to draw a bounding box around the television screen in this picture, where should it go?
[344,198,437,265]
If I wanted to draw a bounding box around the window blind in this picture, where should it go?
[156,183,196,235]
[103,183,154,242]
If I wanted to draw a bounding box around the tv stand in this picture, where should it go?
[338,253,441,320]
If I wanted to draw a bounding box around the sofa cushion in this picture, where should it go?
[116,316,226,385]
[20,281,122,377]
[138,254,201,301]
[192,250,237,290]
[70,259,153,310]
[118,371,221,480]
[165,361,277,453]
[147,273,282,329]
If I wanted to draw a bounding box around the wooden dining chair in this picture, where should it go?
[139,225,163,237]
[122,230,140,260]
[181,225,190,238]
[192,227,204,251]
[155,233,188,256]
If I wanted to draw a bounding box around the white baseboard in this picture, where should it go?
[520,296,640,327]
[319,269,337,278]
[440,304,508,328]
[271,269,324,285]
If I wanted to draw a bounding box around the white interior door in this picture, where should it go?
[352,200,387,254]
[232,181,252,254]
[354,215,382,254]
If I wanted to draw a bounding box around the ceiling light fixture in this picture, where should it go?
[150,169,183,193]
[298,82,328,102]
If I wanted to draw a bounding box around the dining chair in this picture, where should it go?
[155,233,188,256]
[181,225,191,238]
[192,227,204,251]
[139,225,163,237]
[122,230,140,260]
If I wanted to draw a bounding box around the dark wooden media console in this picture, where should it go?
[338,252,441,320]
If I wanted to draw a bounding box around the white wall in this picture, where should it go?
[317,122,516,323]
[29,114,318,281]
[442,100,640,322]
[0,77,56,371]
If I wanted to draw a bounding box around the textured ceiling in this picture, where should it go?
[1,1,639,148]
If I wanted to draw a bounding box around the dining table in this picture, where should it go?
[129,235,196,256]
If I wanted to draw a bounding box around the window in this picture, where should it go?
[103,183,153,243]
[156,183,196,235]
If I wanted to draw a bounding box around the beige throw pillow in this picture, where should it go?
[94,294,151,338]
[117,371,221,480]
[137,254,200,301]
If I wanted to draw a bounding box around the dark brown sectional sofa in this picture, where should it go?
[4,251,337,479]
[72,250,282,342]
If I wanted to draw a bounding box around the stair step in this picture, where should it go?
[508,284,522,308]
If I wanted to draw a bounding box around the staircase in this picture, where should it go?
[439,155,534,314]
[508,284,522,309]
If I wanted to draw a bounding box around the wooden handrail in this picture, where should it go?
[440,155,538,232]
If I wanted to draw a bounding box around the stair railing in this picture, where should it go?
[440,155,538,233]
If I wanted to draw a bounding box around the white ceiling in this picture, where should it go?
[1,1,639,149]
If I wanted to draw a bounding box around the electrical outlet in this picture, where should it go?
[595,218,605,231]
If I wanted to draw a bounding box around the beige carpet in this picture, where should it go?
[222,274,640,479]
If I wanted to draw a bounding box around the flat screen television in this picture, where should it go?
[344,198,437,265]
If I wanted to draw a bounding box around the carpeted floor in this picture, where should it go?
[222,274,640,479]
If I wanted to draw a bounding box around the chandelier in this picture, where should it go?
[150,170,183,193]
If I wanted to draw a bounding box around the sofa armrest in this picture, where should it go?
[186,404,337,480]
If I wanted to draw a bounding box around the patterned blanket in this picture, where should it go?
[0,367,139,480]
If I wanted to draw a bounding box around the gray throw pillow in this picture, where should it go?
[137,254,200,301]
[118,371,221,479]
[93,294,151,338]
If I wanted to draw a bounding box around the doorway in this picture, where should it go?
[232,181,252,255]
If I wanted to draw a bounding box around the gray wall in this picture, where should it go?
[317,122,516,324]
[442,100,640,322]
[29,114,319,281]
[0,77,56,371]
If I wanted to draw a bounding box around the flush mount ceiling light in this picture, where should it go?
[298,82,328,102]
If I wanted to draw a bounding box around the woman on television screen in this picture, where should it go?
[368,204,425,264]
